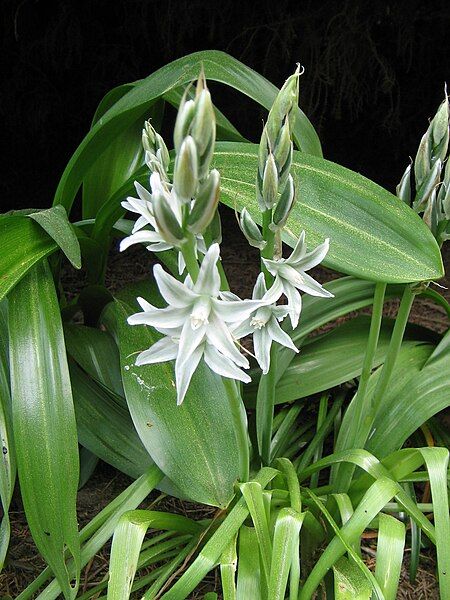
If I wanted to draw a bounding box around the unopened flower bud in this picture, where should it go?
[191,88,216,157]
[174,97,196,153]
[152,192,185,246]
[262,152,279,210]
[142,121,170,174]
[274,120,292,171]
[173,136,199,203]
[439,160,450,219]
[423,188,439,234]
[272,175,296,229]
[188,170,220,234]
[396,163,412,205]
[413,158,442,212]
[266,69,300,147]
[431,97,449,162]
[239,208,266,250]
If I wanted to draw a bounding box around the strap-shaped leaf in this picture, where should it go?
[374,514,405,600]
[333,557,372,599]
[54,50,321,213]
[28,206,81,268]
[8,260,80,599]
[213,142,443,283]
[106,298,241,508]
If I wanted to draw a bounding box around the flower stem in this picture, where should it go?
[256,345,278,465]
[261,209,275,285]
[223,378,250,481]
[180,235,200,283]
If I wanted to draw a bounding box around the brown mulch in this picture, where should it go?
[1,208,448,599]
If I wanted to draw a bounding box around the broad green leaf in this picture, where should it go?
[0,301,15,570]
[333,557,371,599]
[69,360,153,479]
[64,324,124,397]
[268,508,304,600]
[374,514,405,600]
[368,330,450,457]
[236,527,261,600]
[54,50,321,214]
[8,260,80,599]
[213,143,444,283]
[28,206,81,268]
[108,510,203,600]
[0,215,56,301]
[252,317,434,405]
[107,299,241,508]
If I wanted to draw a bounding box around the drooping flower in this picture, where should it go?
[263,231,333,329]
[128,244,276,404]
[227,273,299,373]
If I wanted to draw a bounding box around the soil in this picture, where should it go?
[1,208,448,599]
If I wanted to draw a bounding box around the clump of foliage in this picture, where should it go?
[0,51,449,599]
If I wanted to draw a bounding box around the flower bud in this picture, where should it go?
[423,188,439,235]
[142,121,170,174]
[431,96,449,162]
[239,208,266,250]
[191,88,216,157]
[272,175,296,229]
[273,120,292,172]
[439,160,450,219]
[413,158,442,212]
[396,163,412,205]
[262,152,279,210]
[188,170,220,234]
[265,69,300,147]
[152,191,185,246]
[174,97,196,153]
[173,136,199,203]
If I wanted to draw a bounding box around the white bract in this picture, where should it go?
[128,244,274,404]
[229,273,299,373]
[263,231,333,329]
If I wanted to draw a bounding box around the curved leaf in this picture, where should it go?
[54,50,321,213]
[28,206,81,268]
[105,298,241,508]
[213,143,444,283]
[8,260,80,599]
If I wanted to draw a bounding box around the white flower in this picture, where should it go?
[128,244,273,404]
[263,231,333,329]
[119,173,206,273]
[228,274,298,373]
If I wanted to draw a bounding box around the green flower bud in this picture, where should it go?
[423,189,439,235]
[272,175,296,229]
[142,121,170,174]
[191,88,216,157]
[188,169,220,234]
[265,68,300,147]
[173,136,199,203]
[273,120,292,172]
[396,163,412,205]
[431,96,449,162]
[439,160,450,219]
[262,152,279,210]
[152,192,185,246]
[239,208,266,250]
[413,158,442,212]
[174,96,196,153]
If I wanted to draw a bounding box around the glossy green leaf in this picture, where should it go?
[220,535,237,600]
[8,260,80,599]
[107,298,241,508]
[374,514,405,600]
[28,206,81,268]
[54,50,321,214]
[236,527,261,600]
[69,360,153,479]
[259,317,434,405]
[268,508,304,600]
[213,142,444,283]
[0,301,15,570]
[333,557,372,599]
[368,330,450,457]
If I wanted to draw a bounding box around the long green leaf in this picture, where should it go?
[374,514,405,600]
[8,260,80,599]
[268,508,304,600]
[107,299,241,508]
[220,535,237,600]
[236,527,261,600]
[54,51,321,214]
[333,557,372,599]
[213,143,443,283]
[28,206,81,268]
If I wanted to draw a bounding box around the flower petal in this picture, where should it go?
[283,281,302,329]
[252,272,267,300]
[204,345,251,383]
[193,243,221,296]
[267,317,299,352]
[135,180,153,202]
[175,345,203,405]
[295,270,334,298]
[213,298,269,323]
[253,327,271,374]
[206,314,249,368]
[119,230,162,252]
[153,264,197,307]
[286,230,307,264]
[293,238,330,271]
[135,336,178,365]
[128,305,188,328]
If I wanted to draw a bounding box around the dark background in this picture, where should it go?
[2,0,450,213]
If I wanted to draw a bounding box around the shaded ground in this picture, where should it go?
[1,209,448,598]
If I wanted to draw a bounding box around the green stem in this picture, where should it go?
[261,209,275,285]
[180,234,200,283]
[223,378,250,482]
[256,345,278,466]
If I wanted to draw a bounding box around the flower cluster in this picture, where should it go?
[120,71,333,404]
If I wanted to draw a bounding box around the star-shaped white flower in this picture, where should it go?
[227,274,298,373]
[128,244,274,404]
[262,231,333,329]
